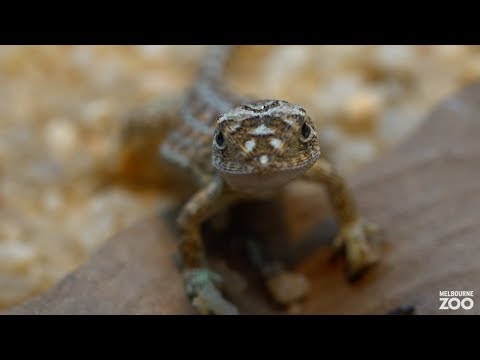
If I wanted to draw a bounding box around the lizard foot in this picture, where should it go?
[266,270,311,305]
[333,219,382,281]
[183,268,239,315]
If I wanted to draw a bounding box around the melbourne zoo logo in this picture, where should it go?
[439,291,474,311]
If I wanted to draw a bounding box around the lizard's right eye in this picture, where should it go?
[300,121,313,142]
[214,130,226,149]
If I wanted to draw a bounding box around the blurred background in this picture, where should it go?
[1,45,480,311]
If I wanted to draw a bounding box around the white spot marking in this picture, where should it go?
[282,118,294,126]
[244,139,256,152]
[259,155,269,165]
[269,138,283,150]
[229,122,241,132]
[250,124,276,136]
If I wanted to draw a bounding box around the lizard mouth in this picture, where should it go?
[213,150,320,176]
[215,152,320,192]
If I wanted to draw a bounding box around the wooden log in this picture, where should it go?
[5,83,480,315]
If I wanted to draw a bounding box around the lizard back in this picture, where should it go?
[160,46,248,185]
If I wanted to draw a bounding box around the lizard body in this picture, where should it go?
[122,46,381,315]
[160,46,247,186]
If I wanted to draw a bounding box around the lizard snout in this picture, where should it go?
[257,154,270,167]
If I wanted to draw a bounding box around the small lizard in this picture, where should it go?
[121,45,382,314]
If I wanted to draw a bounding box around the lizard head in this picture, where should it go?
[212,100,321,192]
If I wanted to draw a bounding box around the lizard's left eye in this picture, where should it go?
[300,122,312,141]
[214,130,226,149]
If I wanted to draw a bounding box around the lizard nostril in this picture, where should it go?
[258,155,269,165]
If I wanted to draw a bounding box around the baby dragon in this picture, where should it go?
[122,46,381,314]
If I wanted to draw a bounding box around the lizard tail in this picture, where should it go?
[198,45,235,84]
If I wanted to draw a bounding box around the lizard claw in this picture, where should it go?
[333,218,382,281]
[183,268,239,315]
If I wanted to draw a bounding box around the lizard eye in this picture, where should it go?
[300,121,312,142]
[214,130,226,149]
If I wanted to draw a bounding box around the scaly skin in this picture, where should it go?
[121,46,382,315]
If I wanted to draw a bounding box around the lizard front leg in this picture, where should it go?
[303,159,381,280]
[177,176,239,315]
